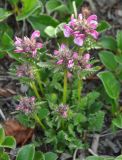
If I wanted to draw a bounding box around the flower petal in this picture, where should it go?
[32,49,37,57]
[87,15,97,23]
[36,42,43,49]
[74,36,84,46]
[89,30,99,39]
[63,25,73,37]
[31,30,40,39]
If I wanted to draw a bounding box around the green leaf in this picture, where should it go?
[115,55,122,64]
[116,30,122,53]
[74,113,86,125]
[28,15,59,37]
[98,71,120,99]
[0,152,10,160]
[0,8,12,22]
[79,91,100,109]
[0,33,13,51]
[88,111,105,132]
[113,114,122,128]
[115,155,122,160]
[34,151,44,160]
[2,136,16,149]
[37,108,49,120]
[7,0,19,5]
[86,156,104,160]
[99,36,117,51]
[0,23,13,37]
[16,144,35,160]
[46,0,61,13]
[0,128,5,144]
[97,20,111,32]
[86,156,114,160]
[44,152,58,160]
[16,0,41,21]
[99,51,118,70]
[44,26,56,37]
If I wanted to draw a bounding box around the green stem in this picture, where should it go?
[35,70,44,95]
[63,69,67,104]
[78,78,82,102]
[30,81,41,100]
[34,113,45,130]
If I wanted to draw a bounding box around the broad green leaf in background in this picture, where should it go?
[97,20,111,32]
[16,144,35,160]
[44,152,58,160]
[16,0,41,21]
[99,36,117,52]
[46,0,69,14]
[46,0,61,14]
[115,55,122,64]
[1,136,16,149]
[116,30,122,53]
[98,71,120,99]
[28,15,59,37]
[113,114,122,129]
[0,128,5,144]
[34,151,44,160]
[0,23,13,37]
[0,8,12,22]
[99,51,118,70]
[0,32,13,51]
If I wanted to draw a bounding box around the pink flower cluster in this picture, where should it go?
[54,44,78,69]
[81,53,91,69]
[58,104,68,118]
[63,14,99,46]
[14,30,43,57]
[16,64,34,79]
[16,97,35,114]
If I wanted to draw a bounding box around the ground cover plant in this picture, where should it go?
[0,0,122,159]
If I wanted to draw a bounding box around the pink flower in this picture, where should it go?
[67,72,72,79]
[14,30,43,57]
[63,13,99,46]
[82,53,91,69]
[31,30,40,39]
[67,59,74,68]
[87,30,99,39]
[57,59,64,65]
[58,104,68,118]
[53,44,78,69]
[16,97,35,114]
[85,64,92,69]
[82,53,90,62]
[54,50,59,56]
[60,43,66,51]
[73,52,78,59]
[74,34,85,46]
[87,15,98,29]
[16,64,34,79]
[63,25,73,37]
